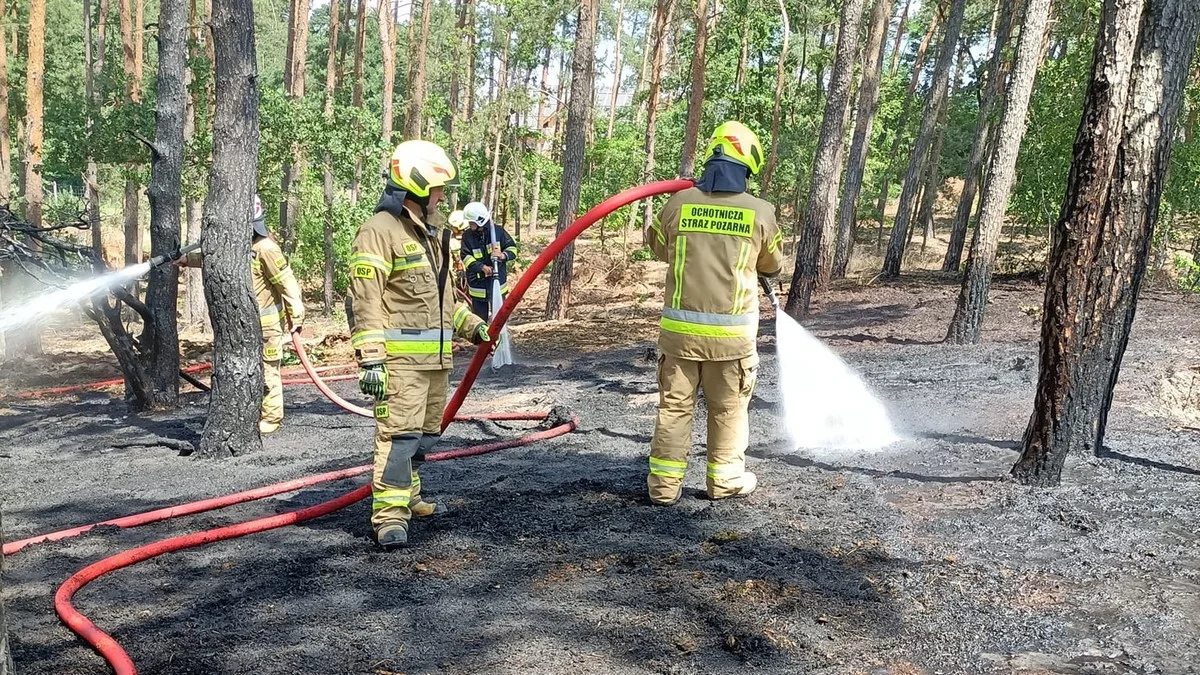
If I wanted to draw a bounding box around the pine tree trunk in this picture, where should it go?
[946,0,1048,344]
[606,0,625,139]
[406,0,433,138]
[84,0,104,270]
[634,13,653,124]
[832,0,890,279]
[201,0,265,459]
[1,512,13,675]
[640,0,675,236]
[943,0,1019,273]
[874,7,940,249]
[322,0,340,316]
[463,0,476,125]
[350,0,367,202]
[784,0,866,318]
[0,13,10,203]
[379,0,396,166]
[279,0,310,255]
[449,0,469,141]
[1016,0,1200,485]
[545,0,598,320]
[890,0,911,76]
[25,0,47,229]
[120,0,143,266]
[183,0,209,330]
[142,0,188,408]
[759,0,790,191]
[677,0,710,178]
[882,0,966,278]
[530,165,542,233]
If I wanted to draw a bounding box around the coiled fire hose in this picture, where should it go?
[36,179,693,675]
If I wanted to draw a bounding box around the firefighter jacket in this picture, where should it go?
[349,205,484,370]
[184,237,304,338]
[461,224,518,299]
[648,187,784,362]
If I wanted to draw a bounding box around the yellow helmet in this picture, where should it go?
[703,121,765,175]
[448,210,465,231]
[388,140,459,197]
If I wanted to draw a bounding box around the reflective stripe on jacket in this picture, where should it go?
[461,224,518,292]
[648,187,784,361]
[349,206,484,369]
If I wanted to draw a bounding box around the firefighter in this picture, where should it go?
[349,140,490,550]
[460,202,518,320]
[645,121,784,506]
[180,194,304,435]
[448,210,469,301]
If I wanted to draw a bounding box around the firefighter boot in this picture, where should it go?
[376,523,409,551]
[702,355,759,500]
[648,355,701,505]
[372,430,420,541]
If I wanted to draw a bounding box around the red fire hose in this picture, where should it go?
[50,180,691,675]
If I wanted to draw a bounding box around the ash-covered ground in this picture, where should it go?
[1,279,1197,675]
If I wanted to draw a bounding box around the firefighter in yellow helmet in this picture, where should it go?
[179,194,304,435]
[447,209,469,300]
[349,140,490,550]
[645,121,784,505]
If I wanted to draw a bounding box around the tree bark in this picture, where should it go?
[545,0,598,320]
[833,0,891,278]
[890,0,912,76]
[405,0,433,138]
[120,0,143,266]
[1,512,14,675]
[677,0,711,178]
[943,0,1019,273]
[640,0,675,236]
[84,0,104,270]
[25,0,46,230]
[607,0,625,139]
[0,13,10,204]
[350,0,368,201]
[142,0,189,408]
[184,0,209,329]
[449,0,470,142]
[784,0,866,317]
[882,0,967,278]
[279,0,311,255]
[947,0,1048,344]
[463,0,476,125]
[322,0,341,316]
[759,0,791,191]
[379,0,397,167]
[874,5,941,248]
[201,0,265,458]
[1013,0,1199,486]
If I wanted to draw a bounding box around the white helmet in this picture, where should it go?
[462,201,490,228]
[448,210,466,230]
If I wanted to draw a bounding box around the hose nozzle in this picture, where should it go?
[759,276,780,309]
[148,241,202,269]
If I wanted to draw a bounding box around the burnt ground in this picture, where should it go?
[1,277,1199,675]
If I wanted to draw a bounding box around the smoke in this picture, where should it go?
[773,311,898,455]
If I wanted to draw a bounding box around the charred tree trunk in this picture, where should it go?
[406,0,433,138]
[947,0,1049,344]
[322,0,340,316]
[201,0,265,458]
[640,0,675,237]
[142,0,189,407]
[678,0,711,178]
[882,0,966,278]
[279,0,311,255]
[1013,0,1199,485]
[759,0,790,191]
[545,0,597,320]
[785,0,866,317]
[943,0,1019,273]
[833,0,891,279]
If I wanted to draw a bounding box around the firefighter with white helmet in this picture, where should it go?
[459,201,518,320]
[645,121,784,505]
[180,194,304,435]
[349,140,490,550]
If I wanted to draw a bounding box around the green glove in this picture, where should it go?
[358,363,388,401]
[472,324,492,345]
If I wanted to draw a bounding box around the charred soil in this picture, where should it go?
[1,278,1198,675]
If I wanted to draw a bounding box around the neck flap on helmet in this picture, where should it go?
[376,184,437,236]
[696,156,750,194]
